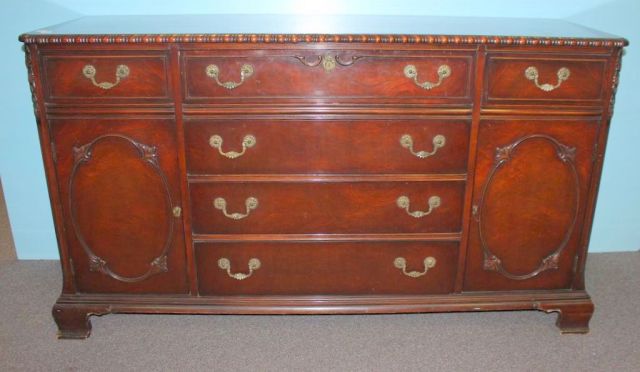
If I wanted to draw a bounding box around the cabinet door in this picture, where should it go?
[464,119,598,291]
[51,118,188,293]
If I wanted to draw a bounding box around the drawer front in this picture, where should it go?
[196,241,458,295]
[190,181,464,234]
[485,55,607,105]
[42,53,171,101]
[185,118,470,174]
[183,50,473,103]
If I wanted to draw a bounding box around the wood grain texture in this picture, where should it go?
[185,118,470,174]
[189,181,465,235]
[464,119,599,291]
[195,241,458,295]
[41,51,172,101]
[49,118,188,294]
[485,54,607,105]
[183,50,473,105]
[19,16,626,336]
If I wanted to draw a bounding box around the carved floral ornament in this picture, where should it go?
[477,134,579,281]
[70,134,176,283]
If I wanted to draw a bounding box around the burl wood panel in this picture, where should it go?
[196,241,458,295]
[189,181,465,234]
[41,52,171,101]
[183,50,473,104]
[464,119,599,291]
[49,118,188,293]
[184,118,470,174]
[485,54,607,105]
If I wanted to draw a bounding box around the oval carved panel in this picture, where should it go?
[69,134,175,283]
[476,134,579,280]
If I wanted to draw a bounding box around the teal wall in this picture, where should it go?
[1,0,638,259]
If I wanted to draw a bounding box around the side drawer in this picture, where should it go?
[189,181,465,235]
[185,118,470,174]
[484,54,608,106]
[196,241,458,295]
[41,51,171,101]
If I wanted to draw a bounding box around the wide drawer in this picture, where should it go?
[41,52,171,101]
[195,241,458,295]
[185,118,470,174]
[189,181,464,234]
[485,54,607,105]
[183,50,473,104]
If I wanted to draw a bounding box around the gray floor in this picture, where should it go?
[0,179,16,263]
[0,252,638,371]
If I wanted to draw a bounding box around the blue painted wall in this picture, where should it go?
[1,0,638,259]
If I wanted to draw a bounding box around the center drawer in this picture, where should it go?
[182,49,473,104]
[195,241,458,295]
[185,118,470,174]
[189,181,464,234]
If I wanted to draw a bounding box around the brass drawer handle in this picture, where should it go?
[394,256,436,278]
[400,134,446,158]
[218,257,261,280]
[397,195,441,218]
[214,197,258,220]
[82,64,129,89]
[205,64,254,89]
[209,134,256,159]
[524,66,570,92]
[404,64,451,90]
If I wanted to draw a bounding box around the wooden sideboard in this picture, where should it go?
[19,15,627,338]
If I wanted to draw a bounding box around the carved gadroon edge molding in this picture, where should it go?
[19,34,628,47]
[70,134,174,283]
[477,134,579,281]
[23,46,40,124]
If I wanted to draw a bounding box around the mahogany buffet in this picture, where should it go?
[19,15,627,338]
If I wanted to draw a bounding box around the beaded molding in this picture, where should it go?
[19,33,628,47]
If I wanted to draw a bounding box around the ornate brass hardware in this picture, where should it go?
[322,55,337,72]
[394,256,437,278]
[294,54,364,73]
[404,64,451,90]
[214,197,259,220]
[209,134,256,159]
[172,206,182,218]
[82,64,129,89]
[205,64,254,89]
[524,66,570,92]
[218,257,261,280]
[400,134,446,158]
[397,195,441,218]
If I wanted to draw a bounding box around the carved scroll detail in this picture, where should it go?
[478,134,580,280]
[294,54,365,72]
[69,135,174,283]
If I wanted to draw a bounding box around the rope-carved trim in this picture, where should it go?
[19,33,628,47]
